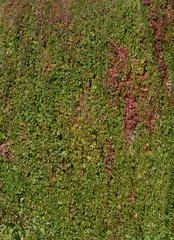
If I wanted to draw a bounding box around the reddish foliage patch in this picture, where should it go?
[104,42,130,92]
[124,94,139,131]
[102,140,115,181]
[147,1,174,86]
[131,186,136,202]
[103,41,162,134]
[144,0,151,7]
[0,142,15,163]
[0,142,9,158]
[103,42,140,133]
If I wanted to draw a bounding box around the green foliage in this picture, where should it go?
[0,0,173,239]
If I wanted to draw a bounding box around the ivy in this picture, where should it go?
[0,0,173,239]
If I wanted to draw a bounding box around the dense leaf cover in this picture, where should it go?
[0,0,173,239]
